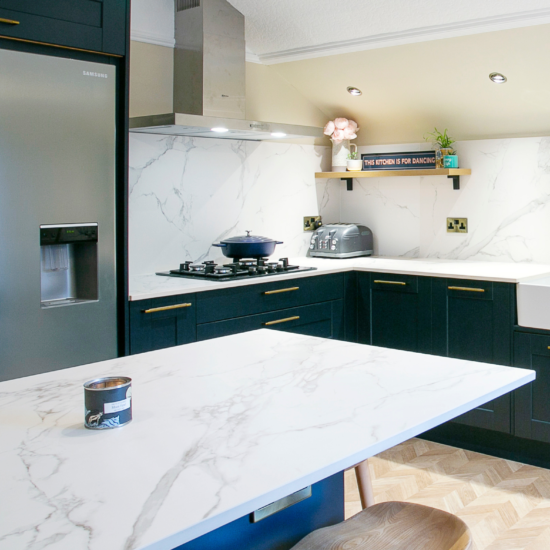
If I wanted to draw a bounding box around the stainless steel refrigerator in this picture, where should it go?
[0,48,118,381]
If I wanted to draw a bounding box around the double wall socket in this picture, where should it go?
[447,218,468,233]
[303,216,322,231]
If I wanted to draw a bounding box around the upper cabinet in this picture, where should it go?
[0,0,127,56]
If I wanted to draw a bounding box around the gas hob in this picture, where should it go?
[156,257,316,282]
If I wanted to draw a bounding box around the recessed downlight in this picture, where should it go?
[211,127,229,133]
[489,72,507,84]
[271,132,287,138]
[347,86,362,96]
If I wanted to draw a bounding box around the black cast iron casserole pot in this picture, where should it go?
[213,231,283,259]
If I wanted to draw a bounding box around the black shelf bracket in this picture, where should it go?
[341,177,353,191]
[448,175,460,190]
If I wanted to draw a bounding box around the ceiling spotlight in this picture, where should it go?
[271,132,287,138]
[489,72,507,84]
[211,127,229,133]
[347,86,362,96]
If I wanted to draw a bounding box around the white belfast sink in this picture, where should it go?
[517,275,550,331]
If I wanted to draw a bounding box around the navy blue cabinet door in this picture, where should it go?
[359,273,432,353]
[514,332,550,443]
[129,295,197,355]
[0,0,127,55]
[176,471,344,550]
[197,301,344,342]
[432,278,514,433]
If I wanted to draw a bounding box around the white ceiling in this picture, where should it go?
[228,0,550,63]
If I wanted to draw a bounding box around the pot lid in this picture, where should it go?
[221,231,278,244]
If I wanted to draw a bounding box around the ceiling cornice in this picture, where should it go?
[253,7,550,65]
[131,29,175,49]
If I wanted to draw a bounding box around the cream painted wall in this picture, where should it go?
[272,24,550,146]
[245,62,327,127]
[129,41,174,118]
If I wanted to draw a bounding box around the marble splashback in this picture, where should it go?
[129,134,550,276]
[129,134,329,275]
[321,137,550,263]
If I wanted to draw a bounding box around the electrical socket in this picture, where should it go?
[447,218,468,233]
[303,216,322,231]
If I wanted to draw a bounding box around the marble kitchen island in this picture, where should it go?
[0,330,535,550]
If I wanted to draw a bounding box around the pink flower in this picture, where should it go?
[332,129,345,142]
[323,120,335,136]
[342,126,357,140]
[347,120,359,132]
[334,117,349,130]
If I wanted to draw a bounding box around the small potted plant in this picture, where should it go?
[347,144,362,171]
[424,128,457,168]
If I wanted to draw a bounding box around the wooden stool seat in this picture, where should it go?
[290,501,472,550]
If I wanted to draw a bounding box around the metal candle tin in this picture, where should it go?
[84,377,132,429]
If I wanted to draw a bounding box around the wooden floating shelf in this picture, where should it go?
[314,168,471,179]
[314,168,471,191]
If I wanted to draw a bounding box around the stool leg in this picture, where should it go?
[355,459,375,509]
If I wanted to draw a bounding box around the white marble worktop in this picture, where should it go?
[0,330,534,550]
[129,256,550,300]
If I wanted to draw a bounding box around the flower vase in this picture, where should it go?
[332,139,350,171]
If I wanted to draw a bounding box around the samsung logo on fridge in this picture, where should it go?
[83,71,108,78]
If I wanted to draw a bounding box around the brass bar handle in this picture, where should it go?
[548,347,550,350]
[142,303,192,314]
[448,286,485,293]
[264,316,300,326]
[373,280,407,286]
[0,18,20,25]
[264,287,299,295]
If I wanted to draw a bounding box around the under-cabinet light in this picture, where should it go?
[211,127,229,133]
[271,132,287,138]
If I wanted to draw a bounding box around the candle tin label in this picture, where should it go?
[84,377,132,429]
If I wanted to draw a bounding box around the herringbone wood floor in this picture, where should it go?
[345,438,550,550]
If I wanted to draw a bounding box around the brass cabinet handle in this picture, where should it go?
[373,280,407,286]
[142,303,192,314]
[0,18,20,25]
[448,286,485,293]
[264,287,299,295]
[264,316,300,326]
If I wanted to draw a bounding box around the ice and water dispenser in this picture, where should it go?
[40,223,99,307]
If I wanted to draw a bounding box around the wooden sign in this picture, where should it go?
[361,151,436,171]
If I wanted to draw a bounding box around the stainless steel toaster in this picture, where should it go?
[309,223,373,258]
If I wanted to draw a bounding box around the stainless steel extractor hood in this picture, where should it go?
[129,0,324,141]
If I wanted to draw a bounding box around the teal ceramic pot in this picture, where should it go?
[443,155,458,168]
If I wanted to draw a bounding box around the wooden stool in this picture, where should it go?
[290,460,472,550]
[290,500,472,550]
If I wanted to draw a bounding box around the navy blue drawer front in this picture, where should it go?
[371,272,419,294]
[129,294,197,355]
[197,300,344,342]
[0,1,102,26]
[0,7,102,51]
[196,274,344,324]
[0,1,127,55]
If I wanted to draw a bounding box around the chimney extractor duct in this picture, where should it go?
[129,0,324,141]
